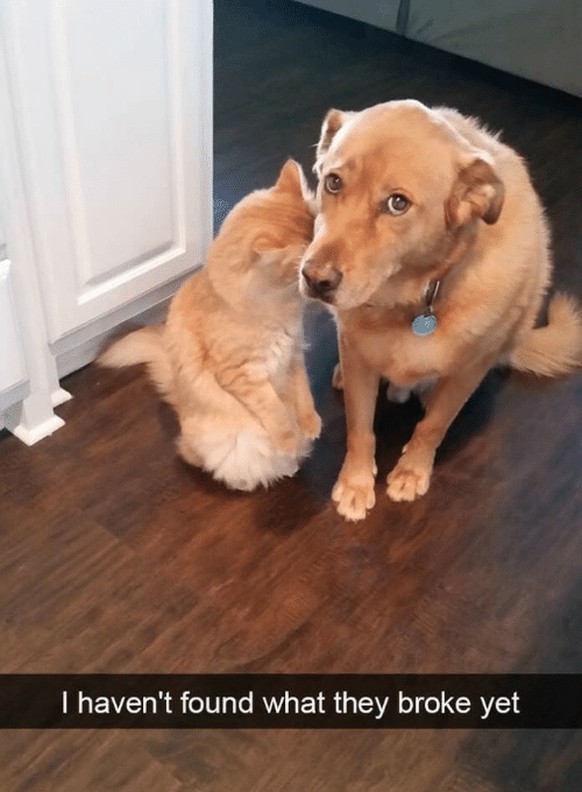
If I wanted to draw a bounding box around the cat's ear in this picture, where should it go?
[273,158,317,217]
[274,159,315,209]
[274,159,303,194]
[251,241,305,282]
[251,237,277,263]
[252,239,304,263]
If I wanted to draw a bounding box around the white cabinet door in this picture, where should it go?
[2,0,212,342]
[0,260,27,404]
[0,207,5,261]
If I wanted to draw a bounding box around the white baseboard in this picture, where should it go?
[54,277,185,379]
[9,414,65,446]
[51,387,72,407]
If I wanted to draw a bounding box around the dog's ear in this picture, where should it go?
[446,154,505,227]
[314,109,351,176]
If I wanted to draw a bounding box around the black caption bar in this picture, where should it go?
[1,674,580,729]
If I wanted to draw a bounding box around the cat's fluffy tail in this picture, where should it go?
[98,325,174,398]
[510,293,582,377]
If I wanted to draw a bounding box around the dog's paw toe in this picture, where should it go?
[332,477,375,521]
[386,461,431,502]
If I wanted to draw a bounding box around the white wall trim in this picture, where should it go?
[55,287,177,379]
[0,7,70,441]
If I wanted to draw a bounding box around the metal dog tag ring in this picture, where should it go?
[412,279,440,336]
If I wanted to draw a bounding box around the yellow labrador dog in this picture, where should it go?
[301,99,582,521]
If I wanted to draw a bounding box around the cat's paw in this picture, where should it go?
[332,363,343,390]
[299,409,322,439]
[272,425,300,455]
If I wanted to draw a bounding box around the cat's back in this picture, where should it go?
[167,267,216,330]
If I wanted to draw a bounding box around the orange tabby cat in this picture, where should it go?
[100,160,321,490]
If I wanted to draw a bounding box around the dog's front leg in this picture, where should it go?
[332,339,380,521]
[386,355,495,501]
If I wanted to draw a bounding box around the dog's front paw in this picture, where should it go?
[386,454,432,502]
[299,409,322,439]
[332,473,376,522]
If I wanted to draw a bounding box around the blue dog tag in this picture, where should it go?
[412,313,437,336]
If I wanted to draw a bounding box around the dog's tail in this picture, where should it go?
[98,325,174,397]
[509,293,582,377]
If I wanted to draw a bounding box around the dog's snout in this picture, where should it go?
[302,260,343,300]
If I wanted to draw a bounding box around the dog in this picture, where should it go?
[300,99,582,521]
[100,160,321,491]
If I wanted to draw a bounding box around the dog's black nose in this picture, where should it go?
[302,262,343,299]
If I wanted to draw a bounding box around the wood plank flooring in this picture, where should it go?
[1,0,581,789]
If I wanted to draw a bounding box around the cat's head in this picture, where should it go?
[212,160,316,288]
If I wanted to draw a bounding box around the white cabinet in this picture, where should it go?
[0,261,28,412]
[3,0,212,341]
[0,0,212,444]
[0,207,5,260]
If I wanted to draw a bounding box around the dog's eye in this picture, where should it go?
[385,194,410,215]
[324,173,342,194]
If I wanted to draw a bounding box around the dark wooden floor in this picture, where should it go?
[1,1,581,789]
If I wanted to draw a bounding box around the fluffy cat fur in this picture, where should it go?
[99,160,321,491]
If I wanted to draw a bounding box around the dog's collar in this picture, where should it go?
[411,279,440,336]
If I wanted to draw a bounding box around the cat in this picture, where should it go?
[99,160,321,491]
